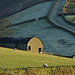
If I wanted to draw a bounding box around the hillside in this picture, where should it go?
[0,0,50,19]
[0,0,75,56]
[5,1,75,56]
[0,47,75,69]
[6,1,53,24]
[10,18,75,56]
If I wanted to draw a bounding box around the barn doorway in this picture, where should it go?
[39,48,41,53]
[29,46,31,50]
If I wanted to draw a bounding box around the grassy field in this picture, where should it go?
[0,47,75,69]
[65,15,75,23]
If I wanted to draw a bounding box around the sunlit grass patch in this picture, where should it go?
[65,15,75,24]
[0,47,75,69]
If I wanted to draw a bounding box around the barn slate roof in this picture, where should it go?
[0,37,32,44]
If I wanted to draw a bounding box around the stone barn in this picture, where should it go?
[27,37,43,53]
[0,37,43,53]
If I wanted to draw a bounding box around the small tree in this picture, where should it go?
[0,19,13,38]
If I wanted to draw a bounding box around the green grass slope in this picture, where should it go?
[0,47,75,69]
[65,15,75,24]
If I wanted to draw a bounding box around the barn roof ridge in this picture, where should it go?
[0,37,33,44]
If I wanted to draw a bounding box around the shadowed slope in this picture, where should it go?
[0,0,50,19]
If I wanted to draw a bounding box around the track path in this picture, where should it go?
[48,0,75,35]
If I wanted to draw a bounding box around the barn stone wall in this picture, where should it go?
[27,37,43,53]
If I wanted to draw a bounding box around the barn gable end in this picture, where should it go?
[27,37,43,53]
